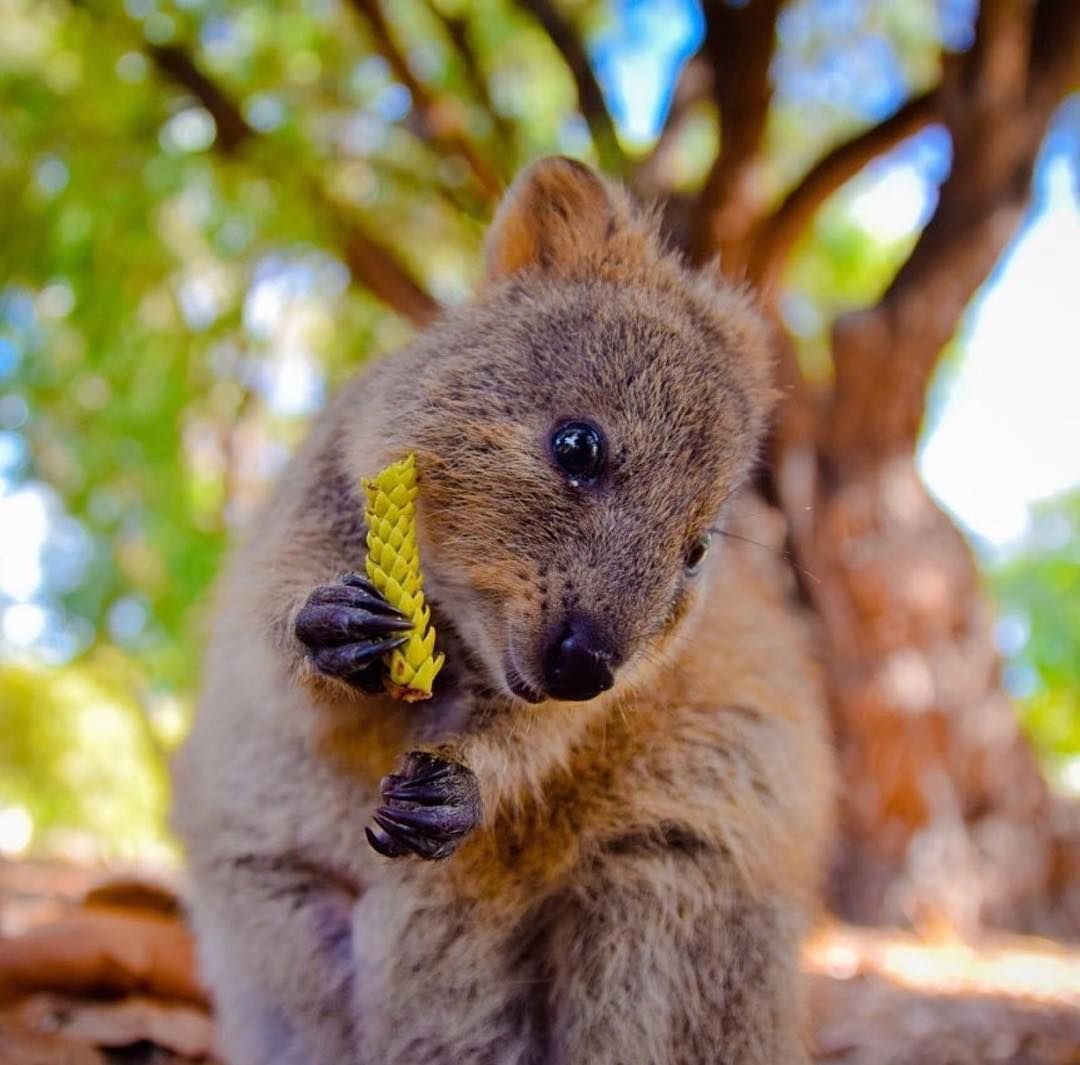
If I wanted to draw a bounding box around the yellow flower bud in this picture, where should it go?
[362,454,445,701]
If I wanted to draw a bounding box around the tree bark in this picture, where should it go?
[661,0,1080,936]
[766,0,1080,934]
[785,436,1080,933]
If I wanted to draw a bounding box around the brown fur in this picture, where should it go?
[172,157,834,1064]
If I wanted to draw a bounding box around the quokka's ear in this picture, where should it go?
[484,156,650,282]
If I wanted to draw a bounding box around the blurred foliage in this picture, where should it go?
[0,0,1074,857]
[991,491,1080,784]
[0,653,175,861]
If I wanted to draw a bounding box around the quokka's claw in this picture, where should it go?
[380,759,455,802]
[366,751,481,862]
[373,803,475,843]
[365,824,408,859]
[307,577,407,615]
[313,637,409,679]
[380,779,450,806]
[296,604,413,647]
[296,574,414,690]
[340,572,385,596]
[370,811,450,861]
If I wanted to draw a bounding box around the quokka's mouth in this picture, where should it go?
[504,663,545,704]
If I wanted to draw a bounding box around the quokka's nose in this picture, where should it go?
[541,613,615,702]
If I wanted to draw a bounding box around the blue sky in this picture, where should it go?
[919,151,1080,549]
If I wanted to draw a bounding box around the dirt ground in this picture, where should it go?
[2,861,1078,1064]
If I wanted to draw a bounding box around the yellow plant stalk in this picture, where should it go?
[362,454,445,702]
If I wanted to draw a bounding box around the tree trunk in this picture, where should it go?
[781,442,1080,934]
[756,0,1080,937]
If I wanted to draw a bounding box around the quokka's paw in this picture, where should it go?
[295,573,412,693]
[366,751,482,861]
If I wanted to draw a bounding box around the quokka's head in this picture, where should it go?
[401,157,776,705]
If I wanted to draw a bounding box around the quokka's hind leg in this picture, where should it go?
[543,848,810,1065]
[187,853,362,1065]
[349,880,541,1065]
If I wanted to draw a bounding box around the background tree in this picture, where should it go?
[1,0,1077,932]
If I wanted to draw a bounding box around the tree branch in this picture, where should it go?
[516,0,628,175]
[1028,0,1080,105]
[747,88,942,292]
[963,0,1033,109]
[824,0,1079,465]
[417,0,517,159]
[689,0,786,268]
[340,224,442,327]
[147,44,254,153]
[148,39,438,327]
[345,0,504,201]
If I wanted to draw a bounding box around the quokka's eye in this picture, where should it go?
[684,534,711,575]
[550,421,605,485]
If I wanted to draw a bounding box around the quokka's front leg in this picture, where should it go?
[293,569,483,861]
[295,572,413,692]
[366,749,482,859]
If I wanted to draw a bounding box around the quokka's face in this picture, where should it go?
[387,156,772,706]
[413,281,770,706]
